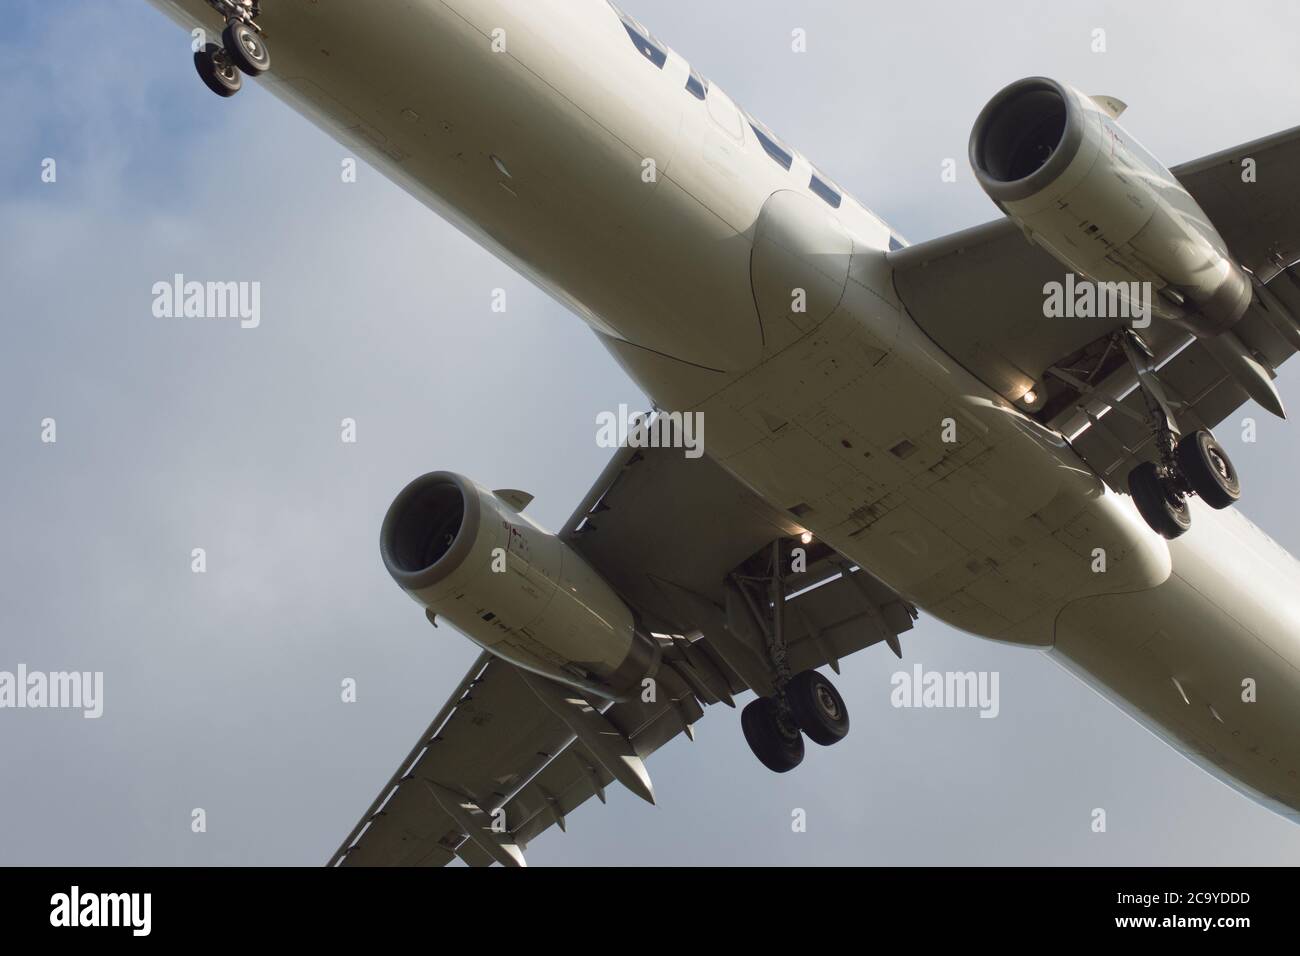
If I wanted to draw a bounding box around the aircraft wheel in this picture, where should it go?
[1176,429,1240,509]
[787,669,850,746]
[223,19,271,76]
[741,697,804,773]
[194,43,242,98]
[1128,461,1191,539]
[224,20,271,76]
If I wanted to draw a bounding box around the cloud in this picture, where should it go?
[3,0,1299,865]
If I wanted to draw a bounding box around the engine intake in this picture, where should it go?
[971,78,1080,200]
[383,474,473,585]
[380,471,659,700]
[969,76,1251,338]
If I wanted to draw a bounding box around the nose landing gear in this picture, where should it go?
[193,1,269,98]
[222,18,271,77]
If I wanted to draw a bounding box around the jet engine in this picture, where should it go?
[380,471,659,700]
[970,76,1251,337]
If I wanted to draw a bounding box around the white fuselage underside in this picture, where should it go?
[151,0,1300,821]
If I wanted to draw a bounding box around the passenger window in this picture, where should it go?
[809,172,842,208]
[747,117,794,170]
[686,69,709,101]
[608,1,667,69]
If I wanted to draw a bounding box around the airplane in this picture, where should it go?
[145,0,1300,866]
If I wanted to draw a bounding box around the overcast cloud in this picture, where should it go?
[2,0,1299,865]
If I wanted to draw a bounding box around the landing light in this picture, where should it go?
[1022,389,1038,405]
[800,531,813,545]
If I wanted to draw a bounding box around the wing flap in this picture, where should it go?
[332,653,578,866]
[1172,124,1300,282]
[1060,259,1300,485]
[503,662,705,850]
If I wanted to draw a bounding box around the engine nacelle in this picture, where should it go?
[380,471,659,700]
[970,76,1251,337]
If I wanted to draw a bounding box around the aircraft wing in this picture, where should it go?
[330,444,916,867]
[326,648,707,867]
[891,125,1300,489]
[1172,124,1300,284]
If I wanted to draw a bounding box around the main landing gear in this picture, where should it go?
[193,1,270,99]
[1120,331,1241,540]
[1128,428,1240,539]
[732,540,853,773]
[741,669,851,772]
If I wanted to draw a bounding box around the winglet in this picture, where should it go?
[494,489,534,512]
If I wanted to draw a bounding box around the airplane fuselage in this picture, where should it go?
[151,0,1300,822]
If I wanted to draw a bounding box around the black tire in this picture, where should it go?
[1176,429,1240,510]
[740,697,804,773]
[786,669,850,746]
[1128,461,1191,539]
[223,20,271,76]
[194,43,242,98]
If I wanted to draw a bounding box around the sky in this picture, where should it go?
[2,0,1300,866]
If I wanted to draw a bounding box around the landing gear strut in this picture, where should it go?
[193,1,269,98]
[732,540,852,771]
[1119,331,1241,540]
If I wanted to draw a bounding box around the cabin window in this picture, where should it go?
[809,172,842,208]
[748,117,794,170]
[686,69,709,101]
[609,2,667,69]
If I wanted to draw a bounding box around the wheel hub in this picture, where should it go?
[815,685,841,720]
[1208,447,1230,481]
[777,714,801,743]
